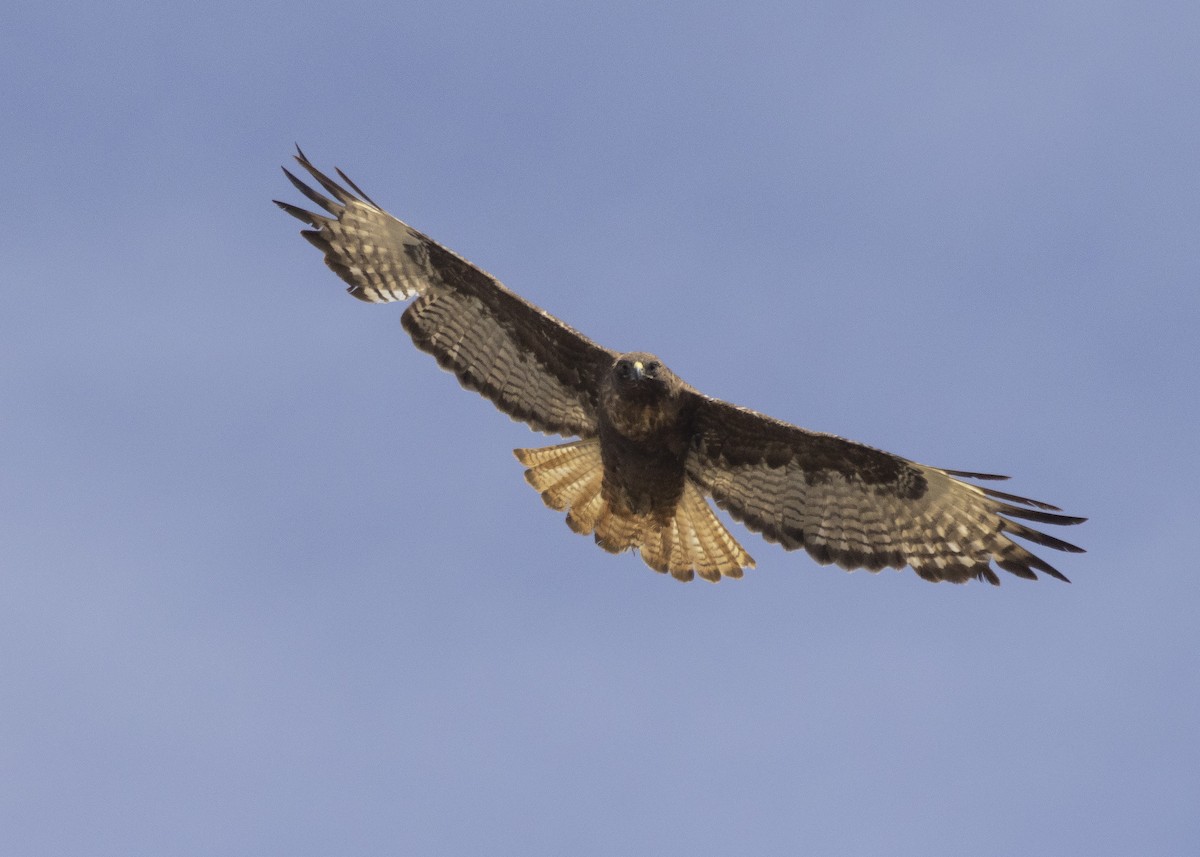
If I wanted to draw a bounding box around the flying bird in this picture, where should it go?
[276,149,1084,585]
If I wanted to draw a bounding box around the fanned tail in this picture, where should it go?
[514,441,754,582]
[638,481,755,581]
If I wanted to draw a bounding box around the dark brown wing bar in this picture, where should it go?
[685,396,1084,584]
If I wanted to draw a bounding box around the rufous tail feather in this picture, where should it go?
[514,440,754,581]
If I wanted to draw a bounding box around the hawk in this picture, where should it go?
[277,149,1084,584]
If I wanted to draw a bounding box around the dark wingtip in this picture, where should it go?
[1001,519,1086,555]
[944,469,1011,481]
[1026,553,1072,583]
[336,166,379,206]
[994,501,1087,527]
[286,151,359,205]
[300,229,329,252]
[281,166,339,213]
[978,484,1066,511]
[274,199,322,226]
[977,567,1002,586]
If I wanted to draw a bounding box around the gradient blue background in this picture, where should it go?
[4,1,1197,854]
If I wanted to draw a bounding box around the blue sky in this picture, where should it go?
[3,1,1198,854]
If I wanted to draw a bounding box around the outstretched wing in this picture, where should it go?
[685,397,1084,584]
[276,149,616,437]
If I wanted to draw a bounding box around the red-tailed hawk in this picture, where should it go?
[277,149,1084,584]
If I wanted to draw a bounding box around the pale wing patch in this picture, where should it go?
[315,203,433,303]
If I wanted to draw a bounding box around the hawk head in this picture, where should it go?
[599,352,689,440]
[610,352,680,397]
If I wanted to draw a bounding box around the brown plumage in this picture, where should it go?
[277,149,1085,584]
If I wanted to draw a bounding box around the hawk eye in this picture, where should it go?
[616,361,632,379]
[645,361,660,374]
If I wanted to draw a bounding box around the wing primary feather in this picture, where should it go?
[1038,566,1071,583]
[992,501,1087,526]
[978,567,1002,585]
[293,150,359,205]
[942,468,1010,481]
[993,561,1038,581]
[281,167,340,213]
[273,199,324,227]
[335,167,379,206]
[977,484,1067,511]
[300,229,331,253]
[1000,551,1071,583]
[1001,519,1086,553]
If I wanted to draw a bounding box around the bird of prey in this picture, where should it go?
[276,149,1084,585]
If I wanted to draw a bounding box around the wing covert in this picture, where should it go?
[276,149,615,437]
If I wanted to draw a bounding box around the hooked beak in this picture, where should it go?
[630,360,646,381]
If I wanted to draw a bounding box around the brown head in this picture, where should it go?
[609,352,682,397]
[600,352,690,440]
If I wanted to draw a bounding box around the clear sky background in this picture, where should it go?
[3,1,1197,854]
